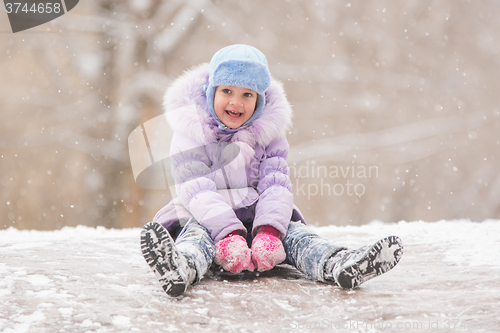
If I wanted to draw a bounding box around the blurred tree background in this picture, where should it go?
[1,0,499,230]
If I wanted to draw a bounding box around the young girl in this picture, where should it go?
[140,44,403,297]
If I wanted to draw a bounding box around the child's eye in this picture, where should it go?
[243,92,254,98]
[222,88,231,94]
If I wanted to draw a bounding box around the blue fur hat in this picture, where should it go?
[205,44,271,128]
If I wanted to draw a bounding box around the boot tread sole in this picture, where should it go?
[140,222,187,297]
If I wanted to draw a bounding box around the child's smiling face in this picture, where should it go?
[213,86,258,129]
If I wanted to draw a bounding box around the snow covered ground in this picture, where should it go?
[1,220,499,333]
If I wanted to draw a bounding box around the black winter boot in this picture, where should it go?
[140,222,196,297]
[324,236,403,289]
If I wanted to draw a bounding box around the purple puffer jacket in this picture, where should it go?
[153,64,303,243]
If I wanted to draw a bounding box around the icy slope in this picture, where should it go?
[1,220,499,333]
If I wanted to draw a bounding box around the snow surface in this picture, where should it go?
[1,220,500,333]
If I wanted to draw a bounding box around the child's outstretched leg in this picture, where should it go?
[283,221,403,289]
[141,221,214,297]
[283,221,346,283]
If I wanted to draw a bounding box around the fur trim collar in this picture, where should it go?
[163,64,293,148]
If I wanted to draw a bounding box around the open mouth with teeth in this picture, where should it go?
[226,110,243,118]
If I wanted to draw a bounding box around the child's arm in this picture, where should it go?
[252,136,294,239]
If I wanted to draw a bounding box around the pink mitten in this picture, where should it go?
[214,232,255,273]
[251,226,286,272]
